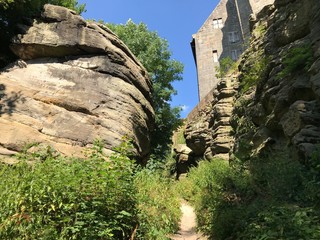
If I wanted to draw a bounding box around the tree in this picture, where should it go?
[107,20,184,157]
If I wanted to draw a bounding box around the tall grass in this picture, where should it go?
[177,153,320,240]
[0,141,181,240]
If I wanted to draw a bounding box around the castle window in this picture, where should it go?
[228,31,240,43]
[213,18,223,29]
[213,50,218,62]
[231,49,240,61]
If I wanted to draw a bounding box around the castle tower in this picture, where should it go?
[191,0,274,101]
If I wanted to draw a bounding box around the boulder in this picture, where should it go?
[0,4,154,163]
[185,75,237,160]
[173,144,195,179]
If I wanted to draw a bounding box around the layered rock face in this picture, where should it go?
[232,0,320,162]
[0,4,154,163]
[186,0,320,163]
[185,76,238,160]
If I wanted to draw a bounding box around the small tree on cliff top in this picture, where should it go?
[107,20,184,157]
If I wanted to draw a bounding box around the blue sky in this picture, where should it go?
[78,0,219,118]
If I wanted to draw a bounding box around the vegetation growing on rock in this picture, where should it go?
[178,0,320,239]
[215,57,237,79]
[277,44,314,79]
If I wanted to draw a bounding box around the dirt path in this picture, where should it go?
[170,200,207,240]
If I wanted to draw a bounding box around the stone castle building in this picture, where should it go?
[191,0,274,100]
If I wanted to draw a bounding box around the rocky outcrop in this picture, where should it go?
[185,75,238,160]
[232,0,320,163]
[186,0,320,164]
[0,4,154,163]
[173,144,195,179]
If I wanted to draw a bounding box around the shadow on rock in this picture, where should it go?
[0,84,25,116]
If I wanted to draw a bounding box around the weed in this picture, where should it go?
[134,169,181,239]
[215,57,238,78]
[177,149,320,240]
[241,56,269,93]
[0,139,182,239]
[175,128,186,145]
[178,159,252,239]
[254,23,267,37]
[0,143,137,239]
[277,44,313,79]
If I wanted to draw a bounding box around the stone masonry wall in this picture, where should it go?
[192,0,274,101]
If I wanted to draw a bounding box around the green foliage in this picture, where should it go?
[174,126,186,145]
[0,140,183,239]
[254,23,267,37]
[305,145,320,204]
[241,56,269,93]
[215,57,237,78]
[239,206,320,240]
[178,149,320,240]
[277,44,314,79]
[134,169,181,239]
[0,142,137,239]
[107,20,184,156]
[178,159,252,239]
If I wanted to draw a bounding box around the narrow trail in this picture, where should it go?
[170,200,207,240]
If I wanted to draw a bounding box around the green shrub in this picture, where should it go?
[254,23,267,37]
[175,127,186,145]
[178,159,252,239]
[241,56,269,92]
[239,205,320,240]
[248,155,306,201]
[177,151,320,240]
[0,142,137,240]
[134,169,181,239]
[0,140,183,239]
[277,44,314,79]
[215,57,237,78]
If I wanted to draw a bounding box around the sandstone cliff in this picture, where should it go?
[0,4,154,163]
[185,0,320,164]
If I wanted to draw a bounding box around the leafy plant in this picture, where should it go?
[177,148,320,240]
[134,169,181,239]
[0,142,137,240]
[174,125,186,145]
[240,56,269,93]
[215,57,237,78]
[178,159,252,239]
[239,206,320,240]
[277,44,314,79]
[254,23,267,37]
[0,139,184,239]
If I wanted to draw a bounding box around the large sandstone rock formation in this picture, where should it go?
[0,4,154,163]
